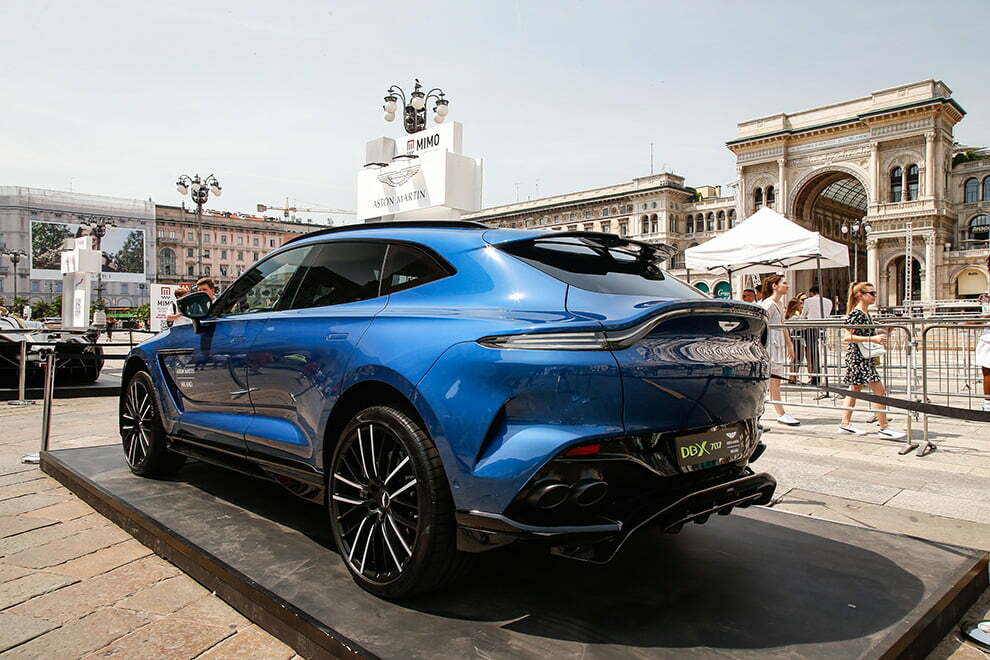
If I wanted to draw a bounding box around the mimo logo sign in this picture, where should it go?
[406,133,441,154]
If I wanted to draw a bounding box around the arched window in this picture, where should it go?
[984,177,990,201]
[905,164,919,200]
[641,215,649,233]
[970,214,990,243]
[651,214,659,233]
[159,248,176,276]
[717,210,725,231]
[964,177,978,203]
[670,250,685,269]
[687,215,695,233]
[890,167,903,202]
[754,187,763,209]
[766,186,775,208]
[706,213,715,231]
[729,209,737,228]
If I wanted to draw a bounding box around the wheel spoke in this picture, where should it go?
[357,428,369,479]
[383,521,402,571]
[386,514,412,555]
[348,515,371,562]
[332,493,367,506]
[333,473,363,491]
[389,510,417,530]
[389,478,417,499]
[368,425,378,477]
[383,455,409,487]
[359,519,375,575]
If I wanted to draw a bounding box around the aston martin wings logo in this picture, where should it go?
[377,165,421,188]
[718,321,741,332]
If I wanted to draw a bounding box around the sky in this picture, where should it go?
[2,0,988,221]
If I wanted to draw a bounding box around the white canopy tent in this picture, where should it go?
[684,206,850,315]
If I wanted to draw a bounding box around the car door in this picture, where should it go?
[166,245,314,454]
[243,241,389,470]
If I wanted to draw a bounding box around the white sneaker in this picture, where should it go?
[878,428,906,440]
[982,401,990,413]
[838,425,867,436]
[777,414,800,426]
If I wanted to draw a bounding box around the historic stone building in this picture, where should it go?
[731,79,987,306]
[154,205,304,288]
[471,79,989,305]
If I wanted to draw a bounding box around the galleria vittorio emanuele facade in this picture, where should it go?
[469,79,990,307]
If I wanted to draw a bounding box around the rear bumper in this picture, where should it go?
[456,469,776,562]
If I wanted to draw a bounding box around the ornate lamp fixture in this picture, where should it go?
[382,79,450,135]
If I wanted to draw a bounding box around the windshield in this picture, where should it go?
[498,234,703,298]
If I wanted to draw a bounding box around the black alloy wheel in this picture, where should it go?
[119,370,185,477]
[328,405,473,599]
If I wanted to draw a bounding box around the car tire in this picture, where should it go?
[328,404,474,599]
[120,370,186,477]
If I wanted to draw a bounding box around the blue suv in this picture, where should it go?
[120,221,775,598]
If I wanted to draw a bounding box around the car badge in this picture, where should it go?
[718,321,741,332]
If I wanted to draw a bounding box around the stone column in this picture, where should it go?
[925,131,935,198]
[735,165,744,218]
[869,141,880,205]
[866,237,880,291]
[776,158,786,215]
[924,232,937,301]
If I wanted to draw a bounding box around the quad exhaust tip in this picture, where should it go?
[527,479,609,509]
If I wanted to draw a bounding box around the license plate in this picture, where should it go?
[674,424,747,471]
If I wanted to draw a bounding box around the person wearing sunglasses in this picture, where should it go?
[838,281,906,439]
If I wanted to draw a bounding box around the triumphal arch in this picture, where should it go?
[728,80,982,306]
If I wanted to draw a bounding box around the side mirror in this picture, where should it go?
[176,291,211,319]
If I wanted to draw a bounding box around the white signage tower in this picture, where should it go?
[357,121,483,222]
[59,236,101,330]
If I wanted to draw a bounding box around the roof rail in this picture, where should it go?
[282,220,493,245]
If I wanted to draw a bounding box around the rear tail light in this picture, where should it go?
[477,331,607,350]
[565,443,601,456]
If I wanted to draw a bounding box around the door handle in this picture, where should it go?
[229,388,258,397]
[325,333,348,341]
[228,336,247,344]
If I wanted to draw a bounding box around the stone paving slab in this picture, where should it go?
[46,539,151,579]
[197,625,296,660]
[0,612,58,654]
[0,572,78,610]
[81,616,233,659]
[0,515,56,539]
[2,607,155,660]
[115,575,208,616]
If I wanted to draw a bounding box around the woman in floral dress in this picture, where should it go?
[837,282,906,439]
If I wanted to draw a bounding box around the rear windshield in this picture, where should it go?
[499,235,703,298]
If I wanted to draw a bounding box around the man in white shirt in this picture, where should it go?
[798,285,833,389]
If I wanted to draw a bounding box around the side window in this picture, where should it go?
[212,246,311,317]
[381,243,451,294]
[286,241,388,309]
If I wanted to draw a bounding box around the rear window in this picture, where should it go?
[498,235,702,298]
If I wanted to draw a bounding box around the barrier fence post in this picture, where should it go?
[20,350,55,464]
[7,341,36,407]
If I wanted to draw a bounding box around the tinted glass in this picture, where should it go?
[381,243,450,294]
[285,242,387,309]
[499,235,702,298]
[212,246,311,316]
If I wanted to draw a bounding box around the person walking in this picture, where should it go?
[798,285,833,392]
[759,274,800,426]
[785,296,805,383]
[837,282,906,438]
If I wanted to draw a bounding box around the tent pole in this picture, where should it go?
[727,268,733,299]
[686,268,691,284]
[816,256,824,318]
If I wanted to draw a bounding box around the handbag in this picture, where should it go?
[856,341,886,359]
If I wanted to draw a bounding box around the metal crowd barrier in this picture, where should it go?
[768,319,918,452]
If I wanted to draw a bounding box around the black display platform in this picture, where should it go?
[0,372,121,401]
[41,445,988,660]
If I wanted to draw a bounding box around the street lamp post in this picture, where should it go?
[840,218,872,283]
[1,249,27,304]
[79,216,117,308]
[382,79,450,135]
[175,174,222,279]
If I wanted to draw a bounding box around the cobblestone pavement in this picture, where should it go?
[0,376,987,657]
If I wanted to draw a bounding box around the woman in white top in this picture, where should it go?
[759,274,799,426]
[975,288,990,412]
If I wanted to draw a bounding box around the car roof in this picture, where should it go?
[282,221,546,253]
